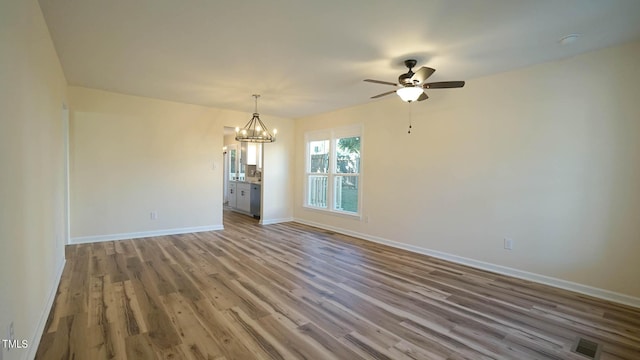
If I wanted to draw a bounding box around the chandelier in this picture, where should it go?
[235,94,277,143]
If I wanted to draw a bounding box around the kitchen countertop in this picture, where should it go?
[230,180,261,185]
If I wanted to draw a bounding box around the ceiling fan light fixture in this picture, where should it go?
[396,86,424,102]
[235,94,276,143]
[365,60,464,103]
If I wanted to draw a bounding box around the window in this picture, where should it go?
[305,125,362,216]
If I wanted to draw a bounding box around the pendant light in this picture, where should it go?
[235,94,277,143]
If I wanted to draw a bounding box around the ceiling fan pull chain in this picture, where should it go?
[408,102,413,134]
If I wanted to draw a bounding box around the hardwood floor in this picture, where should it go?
[36,211,640,359]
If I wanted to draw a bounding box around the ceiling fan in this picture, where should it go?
[364,59,465,102]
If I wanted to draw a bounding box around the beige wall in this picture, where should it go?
[223,131,237,146]
[0,0,68,358]
[294,41,640,300]
[263,117,295,223]
[69,87,294,240]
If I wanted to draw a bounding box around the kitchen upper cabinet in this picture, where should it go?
[229,146,236,175]
[227,144,244,180]
[244,143,262,168]
[228,143,261,183]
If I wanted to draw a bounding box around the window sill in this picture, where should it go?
[302,205,362,220]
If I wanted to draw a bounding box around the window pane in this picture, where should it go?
[308,175,328,208]
[309,140,330,173]
[334,176,358,213]
[336,136,360,174]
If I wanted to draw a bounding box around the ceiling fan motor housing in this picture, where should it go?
[398,72,414,85]
[404,59,417,68]
[399,59,418,85]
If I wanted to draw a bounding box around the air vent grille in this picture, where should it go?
[572,337,601,359]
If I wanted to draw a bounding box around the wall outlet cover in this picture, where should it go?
[504,238,514,250]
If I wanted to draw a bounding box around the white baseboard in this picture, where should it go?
[70,225,224,244]
[260,217,294,225]
[25,257,66,360]
[293,218,640,309]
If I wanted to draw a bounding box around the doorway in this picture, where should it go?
[222,127,262,222]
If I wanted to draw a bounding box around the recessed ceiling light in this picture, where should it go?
[559,34,581,45]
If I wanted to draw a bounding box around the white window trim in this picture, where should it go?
[303,125,363,219]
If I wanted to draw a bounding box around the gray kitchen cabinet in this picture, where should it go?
[228,182,237,208]
[236,183,251,213]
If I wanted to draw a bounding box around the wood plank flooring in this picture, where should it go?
[36,210,640,359]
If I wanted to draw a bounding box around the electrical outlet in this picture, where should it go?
[364,215,369,223]
[150,211,158,220]
[504,238,513,250]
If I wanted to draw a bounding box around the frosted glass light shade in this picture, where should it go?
[396,86,423,102]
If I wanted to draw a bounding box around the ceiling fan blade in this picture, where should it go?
[370,90,397,99]
[417,92,429,101]
[364,79,398,86]
[411,67,436,84]
[423,81,465,89]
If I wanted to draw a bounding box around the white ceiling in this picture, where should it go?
[39,0,640,119]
